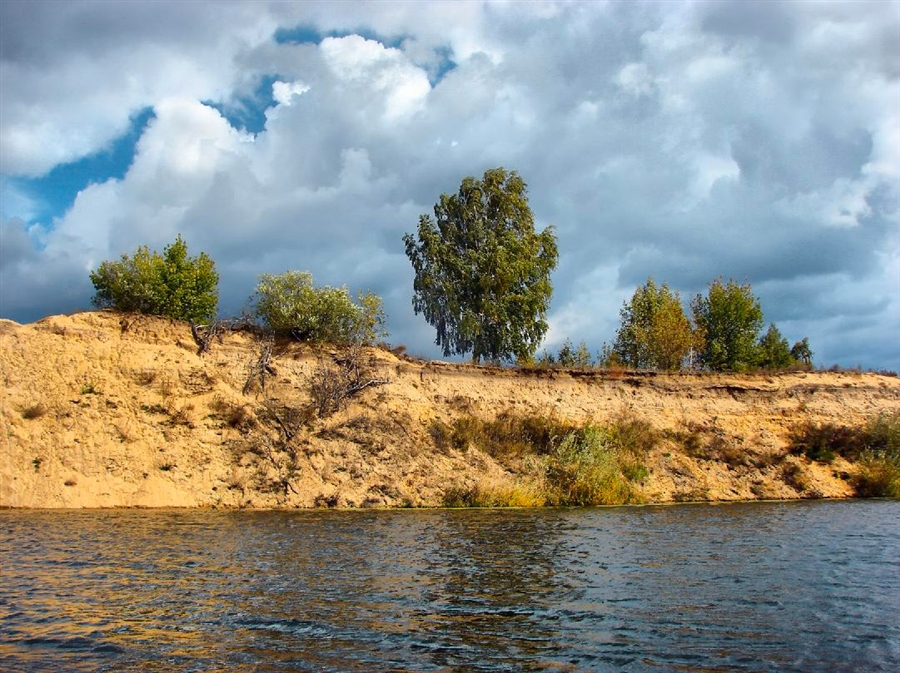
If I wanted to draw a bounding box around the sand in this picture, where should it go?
[2,311,898,508]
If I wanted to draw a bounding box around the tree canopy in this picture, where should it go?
[253,270,386,345]
[613,277,693,371]
[757,323,794,370]
[403,167,558,363]
[791,337,813,366]
[691,278,764,372]
[89,235,218,323]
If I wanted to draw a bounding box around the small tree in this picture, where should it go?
[573,341,593,369]
[557,338,592,368]
[791,337,813,367]
[253,271,386,345]
[757,323,794,370]
[403,167,558,363]
[691,278,763,372]
[613,277,693,371]
[89,235,218,323]
[557,339,576,367]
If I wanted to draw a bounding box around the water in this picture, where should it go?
[1,501,898,672]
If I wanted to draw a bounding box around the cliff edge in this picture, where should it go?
[2,311,898,508]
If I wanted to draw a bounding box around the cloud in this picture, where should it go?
[1,0,897,371]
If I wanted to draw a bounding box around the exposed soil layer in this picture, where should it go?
[2,312,898,508]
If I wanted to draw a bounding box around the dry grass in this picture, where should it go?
[443,480,546,508]
[790,412,900,497]
[441,411,656,507]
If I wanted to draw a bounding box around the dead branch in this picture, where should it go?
[243,335,276,395]
[309,346,390,417]
[190,320,226,355]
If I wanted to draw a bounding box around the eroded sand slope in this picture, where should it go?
[2,312,898,508]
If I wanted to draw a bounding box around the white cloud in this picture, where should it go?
[319,35,431,121]
[1,0,898,370]
[272,80,310,106]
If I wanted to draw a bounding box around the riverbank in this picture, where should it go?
[2,311,899,508]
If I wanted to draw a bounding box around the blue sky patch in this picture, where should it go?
[202,74,280,135]
[274,24,406,49]
[429,46,457,86]
[11,107,155,226]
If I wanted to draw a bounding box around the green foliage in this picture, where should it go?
[440,411,655,507]
[543,426,644,506]
[557,339,575,367]
[556,339,593,368]
[789,422,864,463]
[573,342,593,368]
[854,413,900,497]
[253,271,386,345]
[790,337,813,366]
[691,278,763,372]
[757,323,794,370]
[614,277,694,371]
[403,167,559,363]
[854,456,900,498]
[90,235,219,323]
[789,412,900,491]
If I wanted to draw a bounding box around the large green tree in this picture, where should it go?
[613,277,693,371]
[691,278,764,371]
[403,168,558,363]
[90,235,218,323]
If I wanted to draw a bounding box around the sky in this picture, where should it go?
[1,0,898,371]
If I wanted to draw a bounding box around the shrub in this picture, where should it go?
[440,411,653,507]
[853,457,900,498]
[789,422,865,463]
[781,462,810,492]
[852,413,900,497]
[253,271,386,345]
[307,348,389,417]
[448,412,575,458]
[543,426,641,505]
[90,235,218,323]
[788,413,900,497]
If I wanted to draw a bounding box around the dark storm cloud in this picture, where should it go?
[0,1,897,370]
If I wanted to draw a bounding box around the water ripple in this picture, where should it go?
[1,501,898,671]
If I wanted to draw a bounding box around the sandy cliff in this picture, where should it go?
[2,311,898,508]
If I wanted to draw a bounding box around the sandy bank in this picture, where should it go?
[2,311,898,508]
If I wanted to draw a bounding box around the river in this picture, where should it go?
[1,500,898,671]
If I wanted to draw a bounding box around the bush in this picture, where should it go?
[543,426,641,506]
[853,457,900,498]
[789,422,866,463]
[90,235,218,323]
[788,413,900,497]
[439,411,653,507]
[853,413,900,497]
[446,411,575,458]
[253,271,386,345]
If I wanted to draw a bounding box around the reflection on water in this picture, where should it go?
[1,501,898,671]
